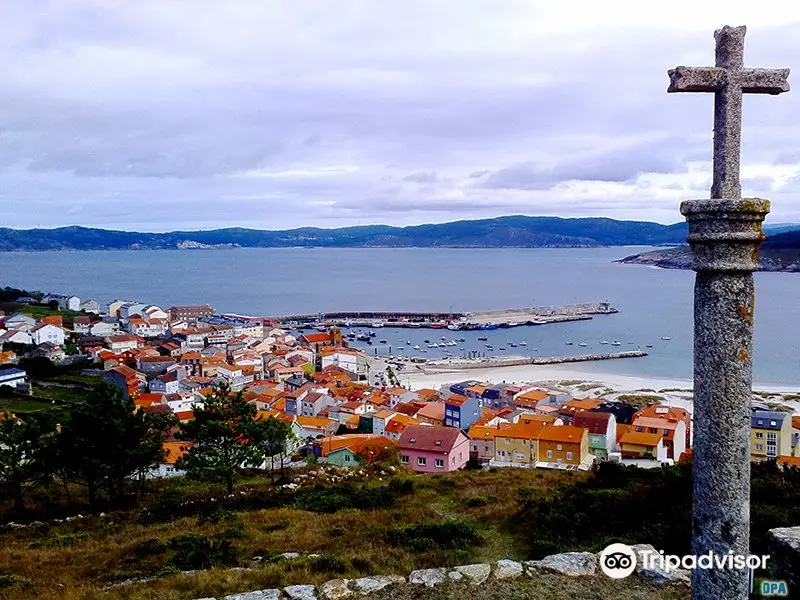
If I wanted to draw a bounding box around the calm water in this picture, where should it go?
[2,247,799,386]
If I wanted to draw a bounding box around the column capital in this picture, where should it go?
[680,198,770,272]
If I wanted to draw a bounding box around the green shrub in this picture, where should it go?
[465,495,489,507]
[135,538,168,556]
[167,533,240,571]
[309,553,349,573]
[0,575,33,591]
[390,519,480,551]
[0,576,16,588]
[217,522,248,541]
[329,525,346,537]
[156,564,182,578]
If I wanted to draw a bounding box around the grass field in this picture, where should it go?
[0,468,588,600]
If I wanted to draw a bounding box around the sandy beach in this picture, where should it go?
[395,360,800,415]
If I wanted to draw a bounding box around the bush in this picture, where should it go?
[309,553,349,573]
[329,525,346,537]
[465,495,489,507]
[167,533,240,571]
[155,564,182,578]
[135,538,168,556]
[390,519,481,551]
[293,481,408,513]
[218,522,248,541]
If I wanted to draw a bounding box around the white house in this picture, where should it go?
[80,299,101,314]
[119,302,149,319]
[143,306,169,320]
[0,330,33,345]
[31,323,66,346]
[3,313,36,331]
[44,294,81,311]
[126,317,168,338]
[0,368,28,389]
[89,321,116,337]
[105,334,141,353]
[149,372,181,394]
[320,350,368,378]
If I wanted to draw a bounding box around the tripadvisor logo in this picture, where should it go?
[599,543,638,579]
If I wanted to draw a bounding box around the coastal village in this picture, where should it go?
[1,293,800,478]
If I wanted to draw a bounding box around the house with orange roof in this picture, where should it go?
[299,332,333,348]
[371,409,400,437]
[41,315,63,327]
[634,404,692,450]
[105,334,143,353]
[415,388,441,403]
[0,350,17,365]
[537,425,591,468]
[386,386,416,407]
[366,389,391,410]
[618,428,666,460]
[329,436,395,467]
[416,402,446,427]
[292,415,338,442]
[468,424,506,463]
[558,399,604,425]
[629,414,687,460]
[147,441,190,478]
[104,364,145,399]
[135,392,166,410]
[491,420,547,468]
[444,393,481,430]
[513,389,549,410]
[384,414,420,442]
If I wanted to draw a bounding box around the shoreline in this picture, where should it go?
[402,361,800,395]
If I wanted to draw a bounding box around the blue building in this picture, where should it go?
[444,394,482,430]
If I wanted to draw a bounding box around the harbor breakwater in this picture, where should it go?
[421,351,648,371]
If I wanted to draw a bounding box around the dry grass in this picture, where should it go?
[0,468,584,600]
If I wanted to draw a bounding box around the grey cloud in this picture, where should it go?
[402,171,439,183]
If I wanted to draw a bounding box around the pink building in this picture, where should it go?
[397,425,470,473]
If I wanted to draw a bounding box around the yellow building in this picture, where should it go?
[537,425,589,466]
[492,422,545,467]
[751,410,792,461]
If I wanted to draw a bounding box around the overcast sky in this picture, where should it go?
[2,1,800,231]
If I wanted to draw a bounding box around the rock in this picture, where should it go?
[320,579,351,600]
[224,590,282,600]
[284,584,317,600]
[768,526,800,587]
[351,575,405,594]
[525,552,597,576]
[308,553,321,558]
[409,568,447,587]
[494,559,523,580]
[452,564,491,585]
[280,552,301,560]
[447,571,464,582]
[630,544,690,585]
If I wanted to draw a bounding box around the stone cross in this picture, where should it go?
[668,26,789,600]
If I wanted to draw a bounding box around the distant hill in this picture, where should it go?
[1,217,797,252]
[617,230,800,272]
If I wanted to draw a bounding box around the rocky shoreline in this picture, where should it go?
[616,246,800,272]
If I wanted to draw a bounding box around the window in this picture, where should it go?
[345,455,351,462]
[505,438,511,445]
[557,458,563,464]
[663,429,669,436]
[755,444,764,451]
[556,444,562,451]
[409,438,416,443]
[770,421,777,427]
[401,455,409,464]
[498,450,505,457]
[435,459,444,468]
[417,457,426,466]
[546,450,553,459]
[435,440,443,446]
[636,426,643,432]
[566,452,573,461]
[755,432,764,439]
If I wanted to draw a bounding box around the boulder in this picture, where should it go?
[320,579,352,600]
[280,552,301,560]
[630,544,690,585]
[351,575,405,595]
[494,559,523,580]
[767,527,800,587]
[224,590,282,600]
[525,552,597,576]
[447,571,464,582]
[409,568,447,587]
[283,585,317,600]
[452,563,491,585]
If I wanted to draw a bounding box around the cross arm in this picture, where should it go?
[739,68,790,94]
[668,66,725,93]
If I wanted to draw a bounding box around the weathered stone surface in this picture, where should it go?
[447,571,464,582]
[493,559,523,580]
[452,563,491,585]
[767,526,800,587]
[525,552,597,576]
[224,590,282,600]
[320,579,351,600]
[409,568,447,587]
[283,584,316,600]
[668,24,790,600]
[280,552,301,560]
[630,544,690,585]
[350,575,405,595]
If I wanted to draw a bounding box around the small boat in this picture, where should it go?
[499,347,506,351]
[448,341,457,346]
[424,339,431,343]
[532,348,538,351]
[566,342,574,346]
[458,337,466,342]
[379,340,387,344]
[478,336,488,341]
[447,324,458,330]
[509,343,517,347]
[406,340,411,344]
[369,331,377,337]
[661,336,672,341]
[507,322,519,327]
[519,341,527,346]
[646,344,653,348]
[579,342,588,347]
[611,341,621,346]
[600,340,609,345]
[413,345,421,350]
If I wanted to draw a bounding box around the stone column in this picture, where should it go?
[681,198,769,600]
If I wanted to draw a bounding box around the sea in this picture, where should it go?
[2,246,800,386]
